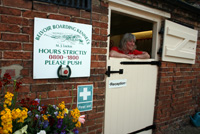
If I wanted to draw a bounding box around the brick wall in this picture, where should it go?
[0,0,108,133]
[1,0,200,134]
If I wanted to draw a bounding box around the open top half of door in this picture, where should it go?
[162,20,198,64]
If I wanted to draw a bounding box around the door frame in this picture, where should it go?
[104,1,171,133]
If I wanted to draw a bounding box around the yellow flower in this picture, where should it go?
[4,92,14,108]
[58,101,65,110]
[64,108,69,114]
[12,108,21,120]
[0,108,12,133]
[70,108,80,123]
[43,115,49,121]
[57,111,64,119]
[75,121,81,128]
[18,108,28,123]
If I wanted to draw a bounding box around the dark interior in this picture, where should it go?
[110,11,154,56]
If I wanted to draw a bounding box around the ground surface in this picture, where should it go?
[173,124,200,134]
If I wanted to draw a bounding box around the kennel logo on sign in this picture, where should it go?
[77,85,93,112]
[33,17,92,79]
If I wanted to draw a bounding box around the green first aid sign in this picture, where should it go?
[77,85,93,112]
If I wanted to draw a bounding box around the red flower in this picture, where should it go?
[40,106,47,114]
[0,81,2,88]
[30,100,39,106]
[3,73,11,86]
[3,73,11,80]
[15,81,22,91]
[20,98,31,109]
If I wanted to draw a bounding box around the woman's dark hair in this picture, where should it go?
[119,33,136,50]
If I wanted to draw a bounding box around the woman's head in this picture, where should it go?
[119,33,136,52]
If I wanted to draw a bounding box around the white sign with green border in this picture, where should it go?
[33,17,92,79]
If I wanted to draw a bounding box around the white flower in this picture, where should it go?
[13,125,28,134]
[37,130,46,134]
[78,115,85,124]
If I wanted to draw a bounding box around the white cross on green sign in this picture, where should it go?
[77,85,93,112]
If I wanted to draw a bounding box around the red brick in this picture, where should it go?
[101,1,109,7]
[22,10,47,18]
[91,61,106,68]
[48,90,70,98]
[99,42,107,47]
[1,15,23,25]
[92,5,108,14]
[20,69,29,76]
[56,97,73,104]
[4,51,31,59]
[93,82,105,88]
[89,75,104,81]
[100,14,108,22]
[94,88,105,94]
[92,35,107,41]
[91,55,106,61]
[23,43,33,51]
[0,6,21,16]
[59,7,80,17]
[0,23,20,33]
[0,42,22,50]
[22,18,30,26]
[18,85,30,93]
[88,124,103,132]
[2,33,29,42]
[48,14,70,21]
[88,113,104,120]
[92,48,107,54]
[2,0,32,9]
[90,69,106,74]
[100,29,107,35]
[34,79,49,84]
[31,84,55,92]
[92,13,100,21]
[81,10,91,19]
[23,61,32,68]
[22,27,33,35]
[34,2,58,13]
[0,60,22,67]
[37,92,48,99]
[93,100,104,107]
[0,52,2,59]
[93,27,100,34]
[71,17,91,24]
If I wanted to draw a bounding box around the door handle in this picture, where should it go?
[105,66,123,77]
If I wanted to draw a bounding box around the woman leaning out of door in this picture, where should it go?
[109,33,150,59]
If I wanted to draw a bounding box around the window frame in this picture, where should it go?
[107,0,170,61]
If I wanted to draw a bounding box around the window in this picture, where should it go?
[110,11,153,57]
[108,0,171,60]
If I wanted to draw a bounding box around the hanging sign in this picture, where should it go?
[77,85,93,112]
[33,17,92,79]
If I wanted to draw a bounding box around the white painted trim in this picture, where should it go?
[109,0,171,18]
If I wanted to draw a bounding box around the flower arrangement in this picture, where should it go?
[0,73,85,134]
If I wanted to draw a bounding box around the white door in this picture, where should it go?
[104,1,170,133]
[104,58,158,134]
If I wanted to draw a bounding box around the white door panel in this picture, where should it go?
[104,59,158,134]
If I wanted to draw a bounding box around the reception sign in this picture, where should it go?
[33,18,92,79]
